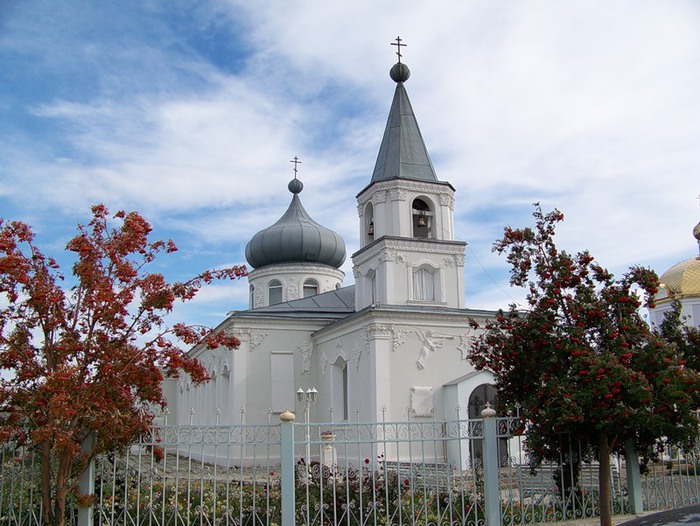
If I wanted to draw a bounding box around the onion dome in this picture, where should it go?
[657,220,700,303]
[245,177,346,269]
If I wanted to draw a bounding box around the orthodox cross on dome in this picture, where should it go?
[391,36,406,63]
[290,156,302,179]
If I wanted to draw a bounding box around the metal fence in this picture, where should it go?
[2,414,700,526]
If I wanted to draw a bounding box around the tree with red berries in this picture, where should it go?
[469,206,700,526]
[0,205,246,526]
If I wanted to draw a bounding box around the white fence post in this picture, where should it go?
[625,439,644,514]
[280,410,296,526]
[481,405,501,526]
[78,433,95,526]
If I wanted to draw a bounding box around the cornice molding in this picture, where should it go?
[249,264,345,280]
[352,236,466,265]
[357,179,455,205]
[313,306,489,341]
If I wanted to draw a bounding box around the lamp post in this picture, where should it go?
[297,387,318,474]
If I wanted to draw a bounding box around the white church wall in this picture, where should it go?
[443,370,496,469]
[160,377,179,424]
[353,239,465,310]
[650,296,700,331]
[312,315,489,424]
[356,180,456,242]
[247,263,344,308]
[314,328,370,423]
[249,327,312,419]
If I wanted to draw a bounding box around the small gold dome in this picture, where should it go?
[657,256,700,303]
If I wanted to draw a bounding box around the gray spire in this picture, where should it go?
[370,61,439,184]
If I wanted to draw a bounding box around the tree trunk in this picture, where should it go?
[53,455,71,526]
[598,434,612,526]
[40,440,70,526]
[41,441,53,526]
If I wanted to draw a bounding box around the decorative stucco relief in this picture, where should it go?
[439,193,455,209]
[378,250,396,263]
[389,189,407,201]
[223,329,268,351]
[415,329,454,370]
[455,254,465,266]
[353,332,369,370]
[442,257,455,268]
[250,331,267,350]
[287,281,299,300]
[226,328,248,343]
[365,324,392,339]
[299,341,313,375]
[379,251,405,264]
[458,332,475,361]
[373,191,387,204]
[392,326,410,351]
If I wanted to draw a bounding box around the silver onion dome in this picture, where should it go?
[245,178,346,269]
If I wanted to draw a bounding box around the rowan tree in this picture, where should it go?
[0,205,246,526]
[656,298,700,373]
[469,205,700,526]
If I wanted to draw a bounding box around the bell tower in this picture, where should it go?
[352,40,466,311]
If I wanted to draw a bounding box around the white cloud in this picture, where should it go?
[0,0,698,326]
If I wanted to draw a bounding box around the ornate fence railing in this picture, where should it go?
[2,413,700,526]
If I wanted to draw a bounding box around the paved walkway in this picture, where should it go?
[555,514,645,526]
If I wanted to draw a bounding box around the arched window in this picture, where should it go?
[331,356,349,421]
[303,279,319,298]
[468,384,506,466]
[412,198,432,238]
[412,267,435,301]
[249,285,255,308]
[367,269,377,304]
[268,280,283,305]
[364,202,375,245]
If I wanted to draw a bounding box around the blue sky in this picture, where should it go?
[1,0,699,329]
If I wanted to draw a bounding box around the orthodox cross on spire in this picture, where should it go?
[391,36,406,63]
[290,156,302,179]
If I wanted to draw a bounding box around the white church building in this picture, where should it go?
[163,56,498,429]
[161,51,700,469]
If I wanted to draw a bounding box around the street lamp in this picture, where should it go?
[297,387,318,474]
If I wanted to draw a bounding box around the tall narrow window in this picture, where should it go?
[303,279,319,298]
[413,268,435,301]
[249,285,255,308]
[268,280,283,305]
[331,357,349,422]
[367,269,376,304]
[341,365,349,421]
